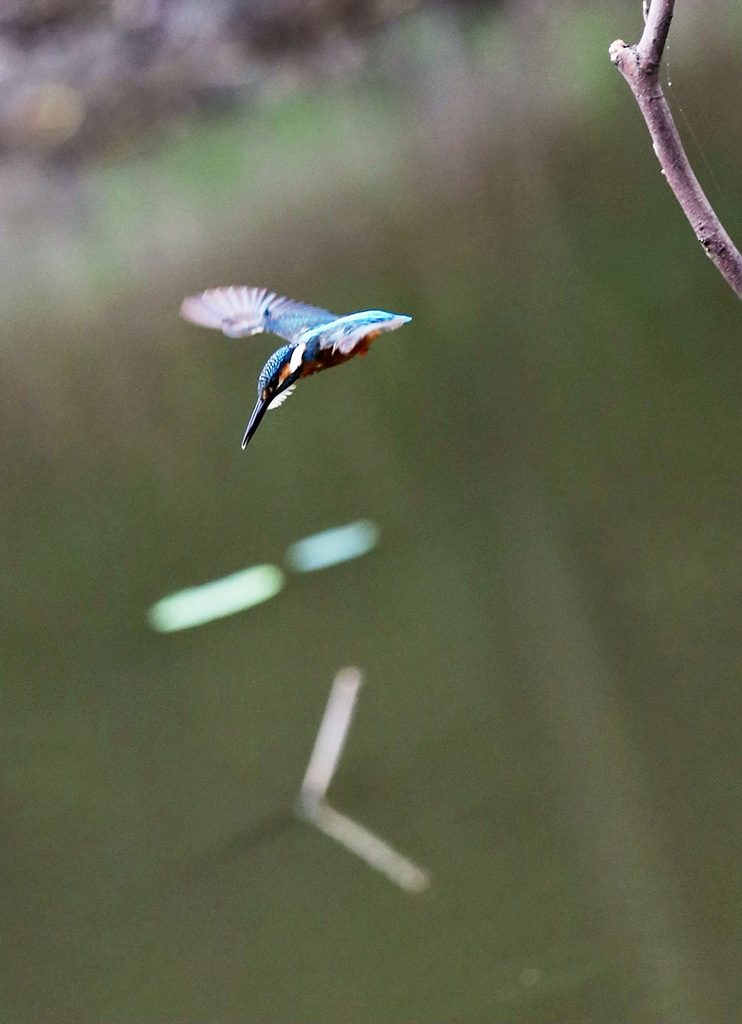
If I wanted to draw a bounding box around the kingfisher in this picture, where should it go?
[180,286,412,448]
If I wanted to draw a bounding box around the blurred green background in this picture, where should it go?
[2,2,742,1021]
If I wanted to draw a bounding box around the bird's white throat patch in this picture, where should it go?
[289,343,306,374]
[268,384,296,410]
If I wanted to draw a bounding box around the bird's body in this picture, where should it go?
[180,286,411,448]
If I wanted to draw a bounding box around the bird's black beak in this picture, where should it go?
[241,394,270,449]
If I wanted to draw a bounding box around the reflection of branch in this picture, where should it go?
[297,667,430,894]
[609,0,742,301]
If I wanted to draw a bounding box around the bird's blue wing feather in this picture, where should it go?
[180,286,337,342]
[310,310,412,354]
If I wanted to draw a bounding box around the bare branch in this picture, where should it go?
[609,0,742,302]
[637,0,674,67]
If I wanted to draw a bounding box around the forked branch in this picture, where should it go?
[610,0,742,301]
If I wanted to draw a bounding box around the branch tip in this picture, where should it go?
[609,39,628,64]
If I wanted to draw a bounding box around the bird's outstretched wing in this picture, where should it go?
[180,286,338,343]
[311,310,412,355]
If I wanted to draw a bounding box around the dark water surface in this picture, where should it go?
[2,7,742,1022]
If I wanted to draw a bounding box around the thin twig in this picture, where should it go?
[609,0,742,301]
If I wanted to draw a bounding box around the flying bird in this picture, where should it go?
[180,286,412,449]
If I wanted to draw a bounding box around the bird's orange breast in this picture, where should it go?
[299,330,382,378]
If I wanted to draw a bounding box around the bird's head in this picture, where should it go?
[241,342,306,449]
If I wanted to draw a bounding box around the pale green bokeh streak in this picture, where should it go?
[148,564,284,632]
[286,520,380,573]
